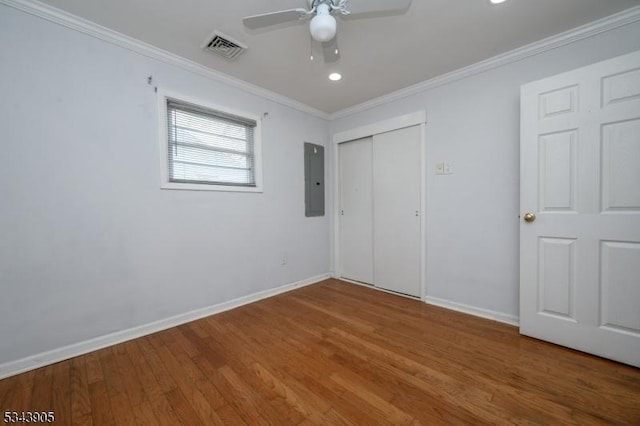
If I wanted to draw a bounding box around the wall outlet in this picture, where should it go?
[281,253,288,265]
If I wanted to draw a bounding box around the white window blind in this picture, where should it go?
[166,99,257,187]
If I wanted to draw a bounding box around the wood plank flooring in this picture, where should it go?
[1,279,639,425]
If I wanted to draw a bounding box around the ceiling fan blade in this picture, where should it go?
[243,9,309,30]
[345,0,412,15]
[322,37,341,63]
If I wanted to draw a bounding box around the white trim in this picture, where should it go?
[332,137,341,279]
[333,111,426,300]
[0,0,329,120]
[329,5,640,120]
[419,122,427,302]
[157,89,264,193]
[0,273,330,380]
[334,279,518,327]
[425,296,520,327]
[160,182,262,193]
[332,111,427,144]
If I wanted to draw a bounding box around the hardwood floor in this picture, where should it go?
[1,279,639,425]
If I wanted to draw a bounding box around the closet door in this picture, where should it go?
[373,125,421,297]
[339,137,374,284]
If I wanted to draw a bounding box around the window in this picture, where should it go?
[160,93,262,192]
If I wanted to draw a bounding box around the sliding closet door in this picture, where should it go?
[338,137,374,284]
[373,126,421,297]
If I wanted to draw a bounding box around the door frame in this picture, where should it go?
[332,110,427,301]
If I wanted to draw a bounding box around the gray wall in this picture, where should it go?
[330,20,640,320]
[0,5,330,365]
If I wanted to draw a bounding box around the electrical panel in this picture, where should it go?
[304,142,325,217]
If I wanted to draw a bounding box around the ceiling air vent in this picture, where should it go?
[202,31,247,61]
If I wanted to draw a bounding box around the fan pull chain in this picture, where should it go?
[309,35,314,61]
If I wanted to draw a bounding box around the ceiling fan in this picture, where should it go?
[243,0,412,44]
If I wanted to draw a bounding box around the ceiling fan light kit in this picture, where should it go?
[309,3,337,42]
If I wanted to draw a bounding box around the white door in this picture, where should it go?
[373,126,422,297]
[520,50,640,367]
[339,137,374,284]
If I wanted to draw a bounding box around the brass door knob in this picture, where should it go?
[523,212,536,223]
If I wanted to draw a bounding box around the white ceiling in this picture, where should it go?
[37,0,640,114]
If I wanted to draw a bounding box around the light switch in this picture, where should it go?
[444,162,454,174]
[436,162,445,175]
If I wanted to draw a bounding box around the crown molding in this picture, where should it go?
[0,0,330,120]
[329,5,640,120]
[3,0,639,122]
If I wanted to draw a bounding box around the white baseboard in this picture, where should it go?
[333,277,517,326]
[425,296,520,327]
[0,273,330,380]
[335,277,519,326]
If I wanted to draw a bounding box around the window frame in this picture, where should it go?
[158,90,263,192]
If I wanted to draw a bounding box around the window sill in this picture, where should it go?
[160,182,263,193]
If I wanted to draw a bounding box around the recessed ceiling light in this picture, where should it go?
[490,0,507,4]
[329,72,342,81]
